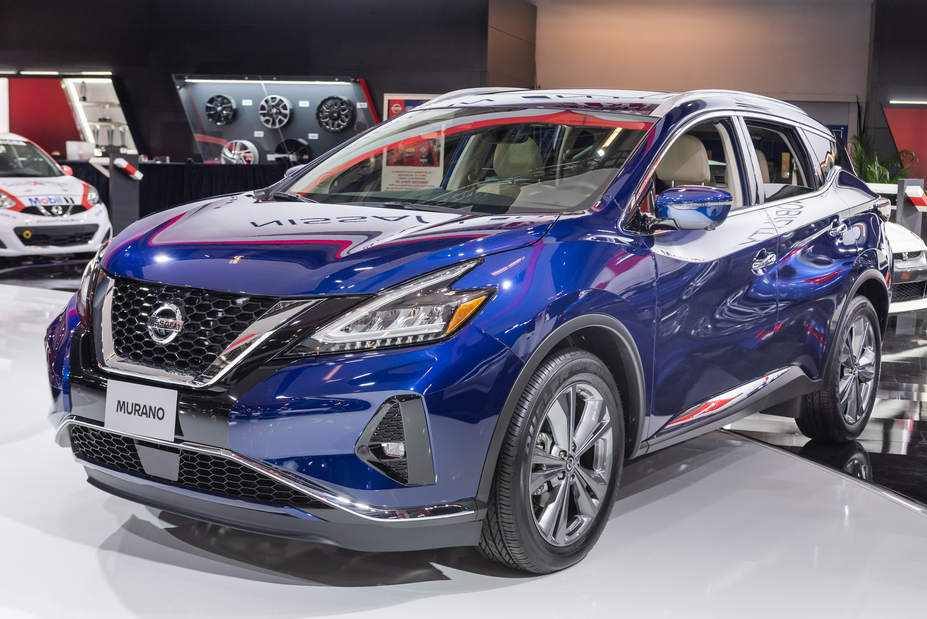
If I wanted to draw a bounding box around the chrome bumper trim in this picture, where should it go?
[58,416,475,523]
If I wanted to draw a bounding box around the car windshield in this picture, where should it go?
[287,107,653,213]
[0,138,62,178]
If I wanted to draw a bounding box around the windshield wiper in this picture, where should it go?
[257,190,318,203]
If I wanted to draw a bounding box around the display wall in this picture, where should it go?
[867,0,927,180]
[534,0,873,138]
[0,0,536,162]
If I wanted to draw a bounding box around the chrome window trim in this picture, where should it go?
[96,275,320,388]
[59,416,475,523]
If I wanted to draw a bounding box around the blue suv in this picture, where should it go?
[46,88,890,573]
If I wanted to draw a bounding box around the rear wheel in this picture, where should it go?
[479,348,624,573]
[797,295,880,443]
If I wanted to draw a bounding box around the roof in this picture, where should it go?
[0,133,29,141]
[418,87,828,133]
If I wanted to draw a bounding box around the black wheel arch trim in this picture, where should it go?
[821,267,888,383]
[474,314,647,511]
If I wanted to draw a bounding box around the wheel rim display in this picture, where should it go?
[258,95,292,129]
[529,381,613,547]
[838,316,877,424]
[274,138,312,164]
[205,95,237,126]
[220,140,259,165]
[316,96,355,133]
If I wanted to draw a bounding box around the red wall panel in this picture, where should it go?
[884,107,927,182]
[8,78,81,156]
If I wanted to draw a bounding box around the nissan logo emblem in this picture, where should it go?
[147,302,185,344]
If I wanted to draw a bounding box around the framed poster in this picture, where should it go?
[383,93,439,119]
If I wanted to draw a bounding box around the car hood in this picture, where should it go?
[101,193,559,296]
[0,175,85,198]
[885,221,926,255]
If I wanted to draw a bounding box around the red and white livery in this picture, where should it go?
[0,133,112,258]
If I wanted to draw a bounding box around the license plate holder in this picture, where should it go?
[104,379,178,442]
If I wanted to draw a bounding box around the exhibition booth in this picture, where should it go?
[2,1,927,617]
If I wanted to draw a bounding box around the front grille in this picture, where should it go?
[15,224,97,246]
[70,424,145,474]
[110,278,277,377]
[893,282,926,302]
[20,204,86,217]
[70,424,322,510]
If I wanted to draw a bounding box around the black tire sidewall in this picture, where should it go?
[825,296,881,437]
[505,351,625,572]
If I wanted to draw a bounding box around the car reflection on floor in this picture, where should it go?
[730,309,927,505]
[0,254,90,291]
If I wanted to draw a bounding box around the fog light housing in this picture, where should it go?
[355,395,435,486]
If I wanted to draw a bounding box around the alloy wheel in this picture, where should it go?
[530,381,614,547]
[837,316,877,424]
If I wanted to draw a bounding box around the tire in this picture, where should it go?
[479,348,625,573]
[797,295,881,443]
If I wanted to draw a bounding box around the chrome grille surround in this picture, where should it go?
[96,275,320,387]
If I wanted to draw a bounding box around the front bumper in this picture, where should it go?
[890,265,927,314]
[0,205,111,257]
[57,417,481,551]
[46,288,523,550]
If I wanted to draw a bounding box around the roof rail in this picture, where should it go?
[420,87,528,108]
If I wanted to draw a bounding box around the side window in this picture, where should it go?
[652,119,745,209]
[804,130,838,182]
[744,120,815,202]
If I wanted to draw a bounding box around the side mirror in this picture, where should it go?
[285,163,308,178]
[654,186,732,231]
[60,165,73,176]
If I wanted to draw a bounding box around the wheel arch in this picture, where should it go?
[851,270,889,338]
[474,314,647,509]
[817,268,889,386]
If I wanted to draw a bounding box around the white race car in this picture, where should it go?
[0,133,111,259]
[885,221,927,314]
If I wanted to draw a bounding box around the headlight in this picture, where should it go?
[75,240,110,326]
[86,187,100,206]
[0,191,17,209]
[291,260,493,356]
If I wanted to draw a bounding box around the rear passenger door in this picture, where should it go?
[743,117,861,382]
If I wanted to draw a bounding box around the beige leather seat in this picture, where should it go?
[755,149,770,184]
[655,135,711,185]
[477,138,543,198]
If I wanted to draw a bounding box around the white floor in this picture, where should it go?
[3,283,927,618]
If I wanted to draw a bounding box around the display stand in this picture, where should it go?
[107,149,141,235]
[895,178,926,237]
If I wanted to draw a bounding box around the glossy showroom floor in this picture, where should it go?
[3,282,927,618]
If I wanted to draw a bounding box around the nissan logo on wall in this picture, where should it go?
[146,303,185,344]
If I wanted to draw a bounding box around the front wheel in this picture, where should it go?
[479,348,624,573]
[797,295,881,443]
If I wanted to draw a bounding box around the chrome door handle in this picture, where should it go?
[752,250,776,275]
[829,222,849,237]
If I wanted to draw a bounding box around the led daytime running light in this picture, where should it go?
[301,260,491,355]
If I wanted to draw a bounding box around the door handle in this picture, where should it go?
[752,250,776,275]
[829,221,849,238]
